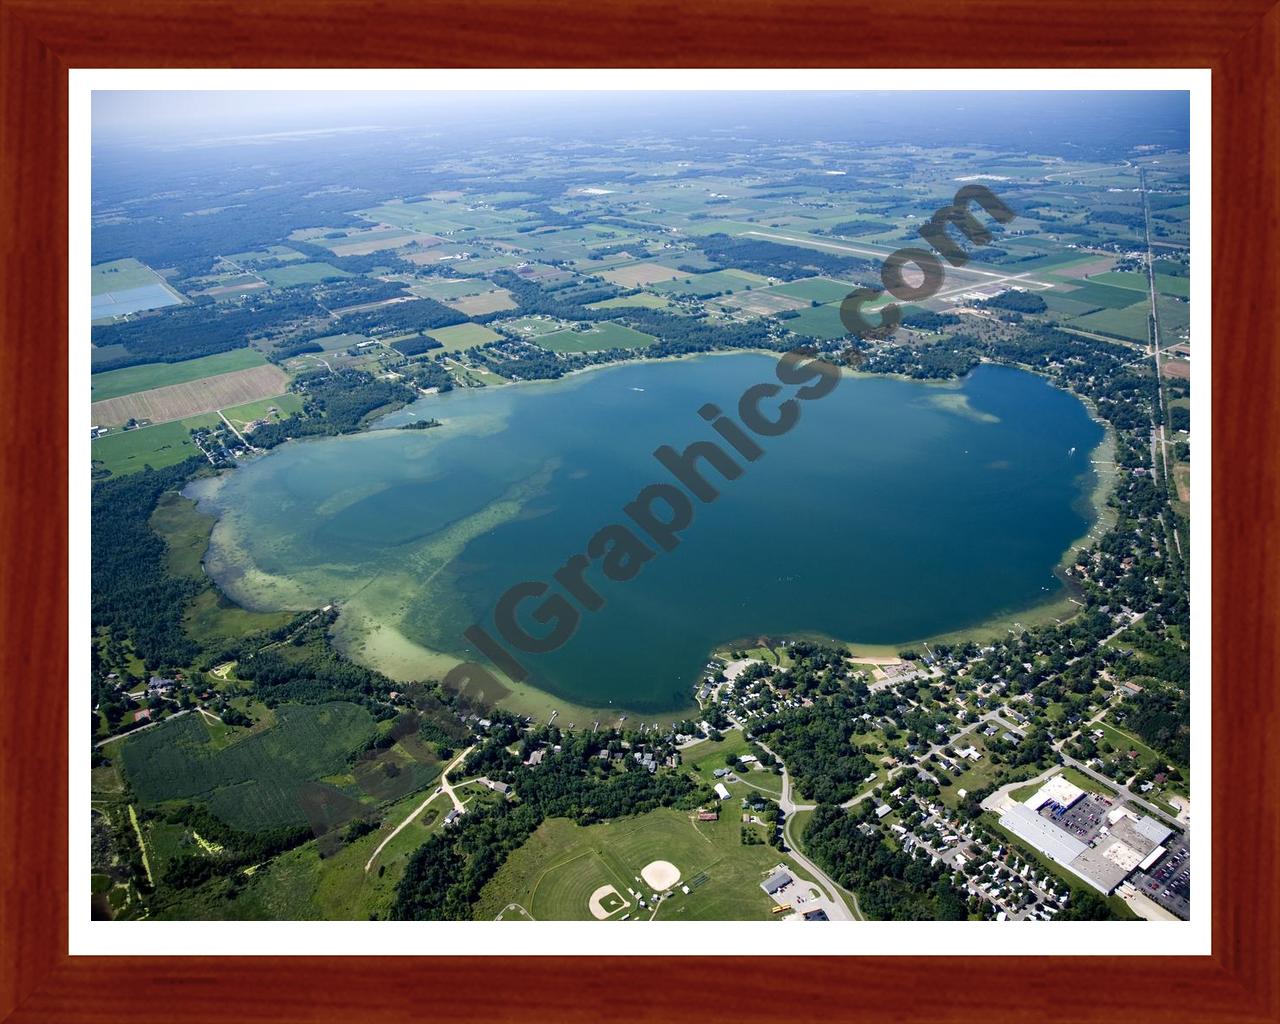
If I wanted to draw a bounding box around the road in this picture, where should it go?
[1057,752,1181,830]
[364,745,474,873]
[94,707,192,747]
[748,738,860,920]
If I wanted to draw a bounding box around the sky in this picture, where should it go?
[93,89,1190,154]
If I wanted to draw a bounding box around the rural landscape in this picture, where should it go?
[89,90,1193,925]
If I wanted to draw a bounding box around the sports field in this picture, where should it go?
[474,807,784,921]
[91,364,290,427]
[91,349,268,402]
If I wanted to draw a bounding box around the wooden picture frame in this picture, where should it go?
[1,1,1275,1020]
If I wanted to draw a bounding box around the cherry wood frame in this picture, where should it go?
[2,1,1277,1020]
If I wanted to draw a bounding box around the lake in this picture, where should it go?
[190,355,1105,715]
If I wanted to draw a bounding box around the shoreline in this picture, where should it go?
[183,348,1121,723]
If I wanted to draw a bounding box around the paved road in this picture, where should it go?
[749,738,857,920]
[1057,752,1181,830]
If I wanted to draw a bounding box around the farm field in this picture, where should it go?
[150,781,454,922]
[586,293,675,311]
[117,703,379,832]
[651,269,769,297]
[91,364,290,427]
[1054,280,1146,310]
[260,262,350,287]
[93,257,164,294]
[539,322,656,353]
[424,322,503,351]
[91,349,268,402]
[445,289,518,316]
[1088,270,1190,298]
[600,262,685,287]
[775,302,853,340]
[91,414,221,477]
[766,276,861,304]
[1069,303,1152,343]
[475,808,783,921]
[91,258,183,318]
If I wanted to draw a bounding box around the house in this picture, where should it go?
[712,767,731,779]
[147,675,175,695]
[524,748,545,768]
[875,804,892,819]
[443,809,462,827]
[489,781,510,795]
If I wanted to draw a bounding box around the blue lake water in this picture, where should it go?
[195,355,1104,713]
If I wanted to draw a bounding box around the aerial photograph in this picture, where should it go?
[88,88,1193,925]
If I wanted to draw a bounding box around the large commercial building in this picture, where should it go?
[999,776,1175,895]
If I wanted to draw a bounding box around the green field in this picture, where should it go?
[652,269,769,297]
[1069,302,1152,343]
[221,393,305,431]
[475,808,786,921]
[91,349,267,402]
[424,322,502,351]
[149,780,454,921]
[91,414,221,478]
[540,322,656,353]
[92,258,164,294]
[775,302,851,340]
[1057,280,1148,310]
[766,277,860,304]
[586,293,675,311]
[1088,271,1190,299]
[118,703,378,831]
[261,262,351,288]
[410,277,491,301]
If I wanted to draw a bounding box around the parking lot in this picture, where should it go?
[1132,833,1191,919]
[1040,793,1111,843]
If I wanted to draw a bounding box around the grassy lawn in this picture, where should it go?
[475,808,785,921]
[220,393,305,431]
[91,349,267,402]
[1100,722,1162,767]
